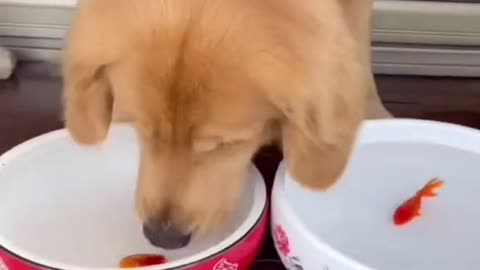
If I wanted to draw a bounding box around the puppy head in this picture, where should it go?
[63,1,277,247]
[63,0,367,246]
[115,54,276,238]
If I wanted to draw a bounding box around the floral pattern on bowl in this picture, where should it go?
[272,225,304,270]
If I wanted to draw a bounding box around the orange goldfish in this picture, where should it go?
[119,254,167,268]
[393,178,445,226]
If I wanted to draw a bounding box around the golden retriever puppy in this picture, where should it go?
[63,0,390,248]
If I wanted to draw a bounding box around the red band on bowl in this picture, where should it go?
[0,204,269,270]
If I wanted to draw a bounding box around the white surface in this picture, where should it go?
[373,1,480,45]
[272,119,480,270]
[0,0,76,7]
[0,124,266,270]
[2,0,480,76]
[3,0,480,45]
[3,0,480,46]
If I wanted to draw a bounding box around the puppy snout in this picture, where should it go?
[142,220,191,249]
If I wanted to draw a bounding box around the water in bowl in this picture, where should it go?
[286,142,480,270]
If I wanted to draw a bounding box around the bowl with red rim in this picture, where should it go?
[271,119,480,270]
[0,124,268,270]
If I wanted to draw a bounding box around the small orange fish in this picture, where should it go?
[119,254,167,268]
[393,178,445,226]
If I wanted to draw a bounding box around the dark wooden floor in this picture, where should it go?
[1,62,480,269]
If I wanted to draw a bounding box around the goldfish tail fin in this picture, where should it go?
[420,178,445,197]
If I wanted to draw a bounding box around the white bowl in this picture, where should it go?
[0,124,267,270]
[271,119,480,270]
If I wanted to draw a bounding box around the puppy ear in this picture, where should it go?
[62,2,119,145]
[280,90,364,190]
[63,65,113,145]
[258,52,367,190]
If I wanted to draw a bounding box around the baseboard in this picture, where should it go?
[1,0,480,76]
[372,44,480,76]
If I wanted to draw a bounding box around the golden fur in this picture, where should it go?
[63,0,391,234]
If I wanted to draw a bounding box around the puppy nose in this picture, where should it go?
[142,221,191,249]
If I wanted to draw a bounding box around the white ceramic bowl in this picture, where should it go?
[271,119,480,270]
[0,124,268,270]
